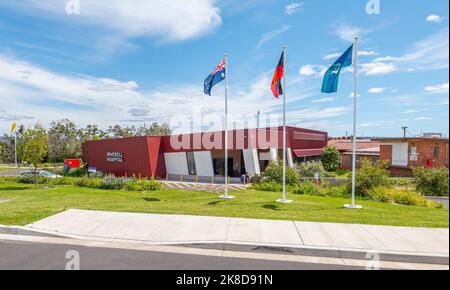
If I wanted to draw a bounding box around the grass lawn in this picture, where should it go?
[0,182,448,228]
[0,167,17,172]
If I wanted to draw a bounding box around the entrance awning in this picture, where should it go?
[293,149,323,158]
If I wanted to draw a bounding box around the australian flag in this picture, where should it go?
[204,59,226,96]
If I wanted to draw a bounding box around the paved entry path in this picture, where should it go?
[25,209,449,259]
[161,181,249,192]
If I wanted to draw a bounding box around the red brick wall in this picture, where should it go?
[379,140,449,177]
[340,154,379,170]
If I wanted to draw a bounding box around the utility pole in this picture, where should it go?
[402,127,408,138]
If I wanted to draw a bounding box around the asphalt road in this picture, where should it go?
[0,169,21,176]
[0,240,362,270]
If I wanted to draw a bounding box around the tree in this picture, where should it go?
[348,160,389,195]
[19,125,48,186]
[262,161,300,186]
[144,122,172,136]
[0,134,15,164]
[47,119,81,162]
[320,146,341,171]
[78,124,108,141]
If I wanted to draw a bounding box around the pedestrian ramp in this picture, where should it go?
[161,181,249,192]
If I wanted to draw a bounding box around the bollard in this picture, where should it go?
[125,172,127,178]
[211,176,214,185]
[138,173,141,180]
[166,174,169,183]
[180,175,183,184]
[195,176,198,186]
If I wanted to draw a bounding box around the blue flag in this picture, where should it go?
[321,44,353,94]
[204,59,226,96]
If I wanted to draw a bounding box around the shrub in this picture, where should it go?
[47,177,78,186]
[320,146,341,171]
[367,187,442,208]
[366,187,394,203]
[413,167,449,197]
[74,177,100,188]
[99,176,126,190]
[263,161,300,186]
[250,175,264,184]
[252,182,284,192]
[0,176,19,183]
[335,169,351,177]
[67,167,88,177]
[293,181,326,196]
[296,161,326,178]
[124,179,161,191]
[18,174,49,185]
[348,160,390,195]
[326,185,350,198]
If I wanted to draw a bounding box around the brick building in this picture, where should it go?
[328,138,380,170]
[375,137,449,177]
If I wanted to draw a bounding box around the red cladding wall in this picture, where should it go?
[82,136,162,178]
[82,126,328,178]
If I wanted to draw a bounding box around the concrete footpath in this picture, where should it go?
[23,209,449,264]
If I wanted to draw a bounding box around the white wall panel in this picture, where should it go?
[287,148,294,168]
[392,143,408,167]
[164,152,189,175]
[194,151,214,177]
[243,149,261,177]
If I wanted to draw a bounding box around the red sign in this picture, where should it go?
[64,159,81,168]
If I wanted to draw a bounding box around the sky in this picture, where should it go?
[0,0,448,137]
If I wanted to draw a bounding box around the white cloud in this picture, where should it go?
[256,25,291,48]
[323,50,377,61]
[373,29,449,72]
[361,62,397,76]
[285,2,303,15]
[401,109,422,114]
[311,97,335,103]
[415,117,432,121]
[322,53,341,61]
[349,92,361,98]
[287,107,349,120]
[426,14,444,23]
[299,64,326,78]
[359,50,379,57]
[0,54,324,134]
[368,87,388,94]
[334,25,364,42]
[299,64,317,76]
[361,120,394,127]
[425,83,449,94]
[4,0,222,43]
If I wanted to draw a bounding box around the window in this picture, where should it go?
[186,152,196,175]
[434,146,439,159]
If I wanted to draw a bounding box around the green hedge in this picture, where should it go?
[367,187,442,208]
[293,181,349,198]
[74,177,161,192]
[413,167,449,197]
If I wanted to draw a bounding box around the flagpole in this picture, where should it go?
[345,37,362,209]
[220,53,234,200]
[277,46,292,204]
[13,113,17,168]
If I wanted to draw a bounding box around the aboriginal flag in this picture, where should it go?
[271,52,284,98]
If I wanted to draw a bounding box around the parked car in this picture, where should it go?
[20,170,63,179]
